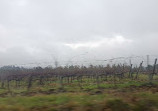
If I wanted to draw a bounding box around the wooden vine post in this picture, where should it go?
[149,58,157,83]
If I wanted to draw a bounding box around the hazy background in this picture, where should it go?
[0,0,158,67]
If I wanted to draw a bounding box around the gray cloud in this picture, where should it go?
[0,0,158,66]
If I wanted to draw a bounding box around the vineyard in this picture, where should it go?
[0,58,158,111]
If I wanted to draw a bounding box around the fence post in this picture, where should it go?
[135,61,143,79]
[27,75,33,91]
[129,64,133,78]
[149,58,157,83]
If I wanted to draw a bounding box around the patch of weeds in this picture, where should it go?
[88,89,103,95]
[57,102,78,111]
[105,99,130,111]
[133,99,157,111]
[55,96,70,105]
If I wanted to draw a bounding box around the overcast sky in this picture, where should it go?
[0,0,158,66]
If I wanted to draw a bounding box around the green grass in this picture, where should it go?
[0,92,108,111]
[0,75,157,96]
[0,90,158,111]
[0,74,158,110]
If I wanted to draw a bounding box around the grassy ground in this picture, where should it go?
[0,74,158,111]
